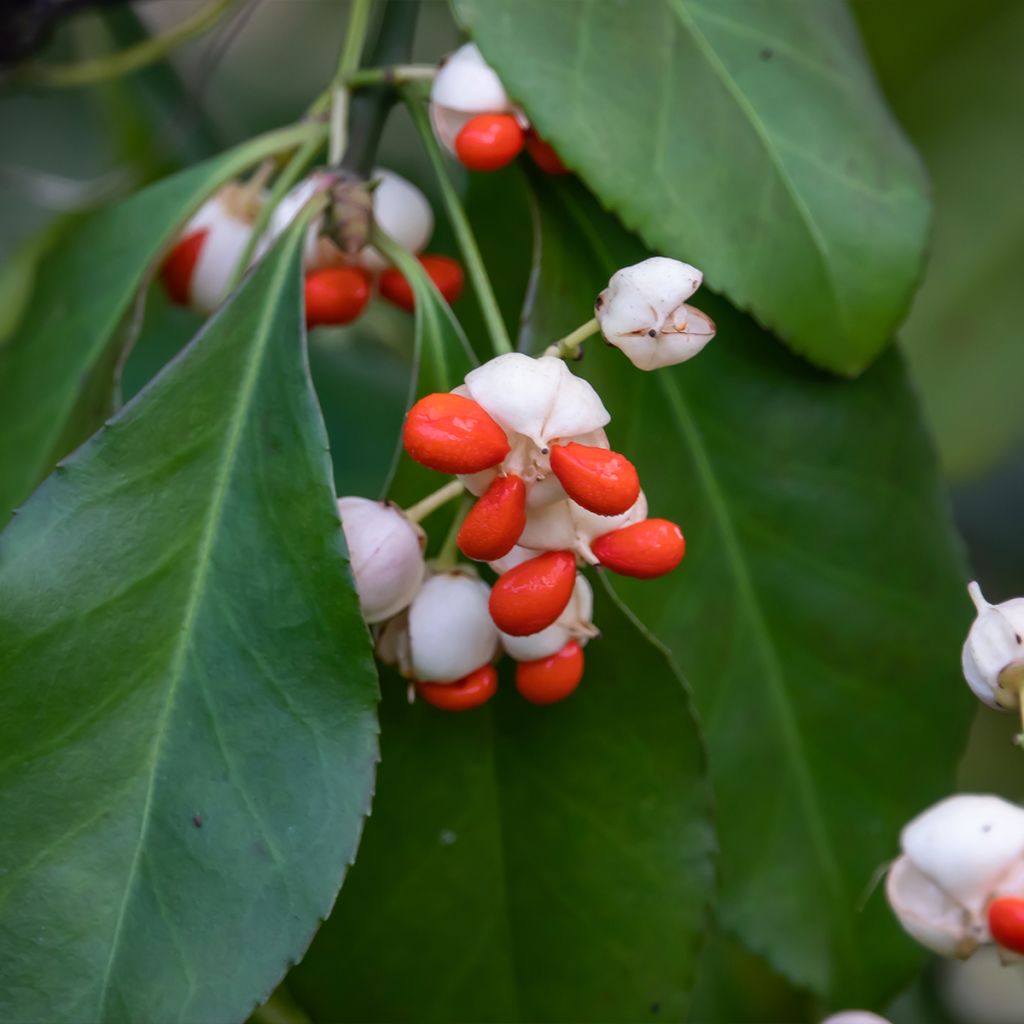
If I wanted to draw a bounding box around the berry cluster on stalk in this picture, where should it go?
[160,167,463,326]
[337,251,717,713]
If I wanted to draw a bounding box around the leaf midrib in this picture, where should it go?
[662,0,848,335]
[94,241,298,1019]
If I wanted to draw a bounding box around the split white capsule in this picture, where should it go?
[596,256,716,370]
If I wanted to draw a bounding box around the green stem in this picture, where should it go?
[328,0,374,164]
[346,64,436,88]
[404,480,465,523]
[12,0,235,88]
[436,497,471,568]
[544,317,601,360]
[340,0,420,177]
[228,128,328,290]
[403,89,513,356]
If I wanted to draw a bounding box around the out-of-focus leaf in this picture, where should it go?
[291,582,714,1023]
[857,2,1024,480]
[0,120,319,520]
[374,235,477,511]
[452,0,929,376]
[0,224,379,1024]
[518,177,973,1008]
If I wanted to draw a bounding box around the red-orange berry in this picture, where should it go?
[160,229,208,306]
[989,897,1024,954]
[525,131,569,175]
[380,254,465,313]
[489,550,577,636]
[516,641,584,705]
[455,114,524,172]
[417,664,498,711]
[458,475,526,561]
[403,392,510,474]
[549,442,640,516]
[591,519,685,579]
[304,267,372,328]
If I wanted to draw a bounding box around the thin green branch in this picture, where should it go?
[435,497,471,568]
[405,480,465,523]
[403,89,513,356]
[346,64,436,88]
[228,126,328,291]
[12,0,236,88]
[328,0,374,164]
[544,317,601,360]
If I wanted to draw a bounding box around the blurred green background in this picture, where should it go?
[1,1,1023,1021]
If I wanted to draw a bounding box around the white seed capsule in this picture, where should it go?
[596,256,716,370]
[463,353,609,450]
[963,582,1024,711]
[407,572,499,682]
[179,190,261,314]
[429,43,513,152]
[356,168,434,272]
[338,497,425,624]
[500,574,597,661]
[886,794,1024,959]
[518,492,648,562]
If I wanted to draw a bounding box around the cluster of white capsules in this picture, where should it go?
[160,168,463,326]
[883,582,1024,972]
[336,256,716,710]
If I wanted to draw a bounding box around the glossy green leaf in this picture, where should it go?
[452,0,930,376]
[518,178,973,1007]
[0,224,379,1024]
[856,1,1024,480]
[291,581,714,1022]
[0,121,321,520]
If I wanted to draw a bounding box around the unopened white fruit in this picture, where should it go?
[338,497,425,624]
[963,581,1024,710]
[357,168,434,272]
[408,573,498,682]
[180,193,259,314]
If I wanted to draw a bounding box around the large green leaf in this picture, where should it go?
[0,223,379,1023]
[856,1,1024,480]
[291,582,714,1022]
[519,177,973,1008]
[452,0,930,376]
[0,121,320,520]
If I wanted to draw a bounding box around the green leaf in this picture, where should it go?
[0,121,321,521]
[856,1,1024,479]
[451,0,930,376]
[518,178,973,1007]
[290,581,714,1022]
[0,223,379,1023]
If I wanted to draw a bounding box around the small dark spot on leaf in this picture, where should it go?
[193,814,203,829]
[650,1002,661,1014]
[760,47,773,60]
